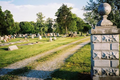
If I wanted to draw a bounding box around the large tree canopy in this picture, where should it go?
[0,6,5,35]
[4,10,15,35]
[84,0,120,28]
[55,4,73,34]
[0,7,15,35]
[36,12,47,35]
[19,22,34,34]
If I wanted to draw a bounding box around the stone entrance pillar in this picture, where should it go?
[90,3,120,80]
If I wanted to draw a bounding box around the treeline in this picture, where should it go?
[0,4,91,36]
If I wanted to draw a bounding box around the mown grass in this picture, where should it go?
[36,40,88,62]
[3,38,90,77]
[50,43,91,80]
[0,36,87,68]
[50,37,120,80]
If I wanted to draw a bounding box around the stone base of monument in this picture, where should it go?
[93,76,120,80]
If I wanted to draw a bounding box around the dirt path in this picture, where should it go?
[18,40,90,80]
[0,37,89,76]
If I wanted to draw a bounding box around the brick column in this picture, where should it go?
[90,3,120,80]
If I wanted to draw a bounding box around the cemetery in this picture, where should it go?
[0,0,120,80]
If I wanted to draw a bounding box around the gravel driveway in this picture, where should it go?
[0,37,90,79]
[18,40,90,80]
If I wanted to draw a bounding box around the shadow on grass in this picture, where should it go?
[0,68,91,80]
[1,48,8,51]
[50,70,92,80]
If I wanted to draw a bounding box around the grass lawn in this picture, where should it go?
[50,43,91,80]
[1,38,90,77]
[0,36,88,68]
[50,38,120,80]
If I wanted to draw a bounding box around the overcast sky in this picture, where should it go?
[0,0,90,22]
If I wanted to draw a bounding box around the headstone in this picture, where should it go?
[31,35,34,39]
[74,31,77,35]
[39,35,42,39]
[22,34,25,38]
[11,35,13,39]
[86,32,89,36]
[25,35,28,39]
[62,35,66,38]
[8,35,11,40]
[57,33,59,37]
[4,39,6,42]
[50,33,53,36]
[30,33,32,36]
[37,33,40,37]
[19,34,22,37]
[5,35,8,39]
[4,35,8,42]
[54,37,56,40]
[1,37,4,40]
[90,3,120,80]
[47,33,50,37]
[49,37,52,42]
[8,45,18,51]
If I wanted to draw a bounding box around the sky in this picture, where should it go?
[0,0,90,22]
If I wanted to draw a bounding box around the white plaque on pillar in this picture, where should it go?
[94,60,110,67]
[92,43,110,50]
[110,43,119,50]
[111,60,119,67]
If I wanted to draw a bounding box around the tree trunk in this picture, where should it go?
[81,32,82,36]
[65,26,67,35]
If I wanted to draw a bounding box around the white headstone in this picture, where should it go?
[57,33,59,37]
[31,35,34,39]
[1,37,4,40]
[37,33,40,37]
[39,36,42,39]
[8,45,18,51]
[50,33,53,36]
[54,37,57,40]
[49,37,52,42]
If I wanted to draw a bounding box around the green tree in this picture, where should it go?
[4,10,15,35]
[30,21,36,33]
[76,17,84,32]
[54,22,59,33]
[45,18,53,33]
[84,0,120,27]
[82,23,91,32]
[36,12,46,35]
[19,22,34,34]
[0,6,5,35]
[13,22,20,34]
[68,14,77,32]
[55,4,72,34]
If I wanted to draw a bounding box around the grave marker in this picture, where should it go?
[8,45,18,51]
[49,37,52,42]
